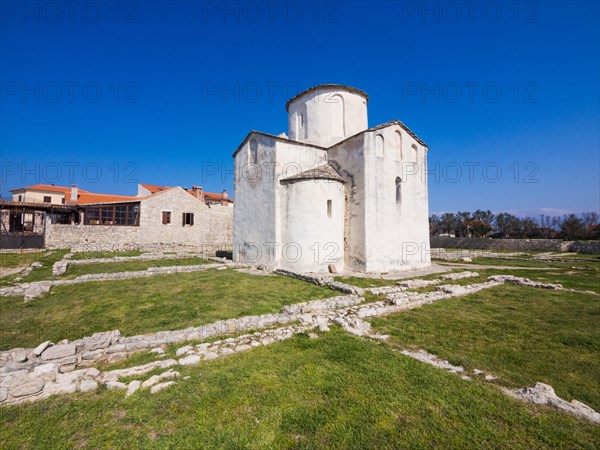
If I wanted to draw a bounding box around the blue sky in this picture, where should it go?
[1,0,598,216]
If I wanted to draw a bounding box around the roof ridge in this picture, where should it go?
[280,162,345,183]
[286,84,369,111]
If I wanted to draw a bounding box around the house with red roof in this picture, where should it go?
[3,183,233,251]
[10,184,138,206]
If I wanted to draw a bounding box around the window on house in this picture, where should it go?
[182,212,194,226]
[18,195,22,201]
[395,177,402,205]
[327,200,332,218]
[50,212,71,224]
[162,211,171,224]
[43,196,51,203]
[61,198,65,204]
[83,204,139,226]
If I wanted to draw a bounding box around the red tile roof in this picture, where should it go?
[10,184,89,194]
[66,192,138,205]
[11,184,137,205]
[10,183,231,206]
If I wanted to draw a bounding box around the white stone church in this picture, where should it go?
[233,84,431,273]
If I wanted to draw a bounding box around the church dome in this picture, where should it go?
[287,84,369,147]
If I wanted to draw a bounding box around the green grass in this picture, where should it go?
[62,257,211,279]
[0,250,70,284]
[0,250,51,269]
[1,329,599,449]
[453,266,599,292]
[70,250,144,260]
[0,269,335,350]
[438,255,600,290]
[370,283,600,411]
[458,257,600,270]
[540,253,600,260]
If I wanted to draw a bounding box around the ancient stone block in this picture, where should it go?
[40,344,77,361]
[11,379,45,397]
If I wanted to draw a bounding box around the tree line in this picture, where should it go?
[429,211,599,240]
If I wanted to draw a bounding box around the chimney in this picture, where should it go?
[192,185,204,201]
[221,190,228,199]
[70,184,78,202]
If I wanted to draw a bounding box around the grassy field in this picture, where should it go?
[1,254,599,447]
[370,281,600,411]
[433,264,599,292]
[0,250,71,286]
[62,257,211,279]
[0,250,68,272]
[466,257,600,268]
[0,250,49,269]
[70,250,144,260]
[1,329,598,449]
[0,269,335,350]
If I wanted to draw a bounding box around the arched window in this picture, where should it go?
[330,94,345,139]
[249,139,258,165]
[395,131,402,161]
[375,134,384,158]
[412,143,418,160]
[395,176,402,205]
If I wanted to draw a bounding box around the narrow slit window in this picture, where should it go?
[249,139,258,165]
[327,200,332,218]
[375,134,384,158]
[395,177,402,205]
[395,131,402,161]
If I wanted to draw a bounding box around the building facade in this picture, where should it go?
[3,184,233,252]
[45,187,232,252]
[233,84,431,273]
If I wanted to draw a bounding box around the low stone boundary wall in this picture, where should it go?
[274,269,365,295]
[1,263,224,300]
[0,324,313,406]
[430,236,600,254]
[569,241,600,254]
[53,252,210,276]
[0,294,362,405]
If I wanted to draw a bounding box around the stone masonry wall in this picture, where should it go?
[45,187,233,252]
[430,236,600,254]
